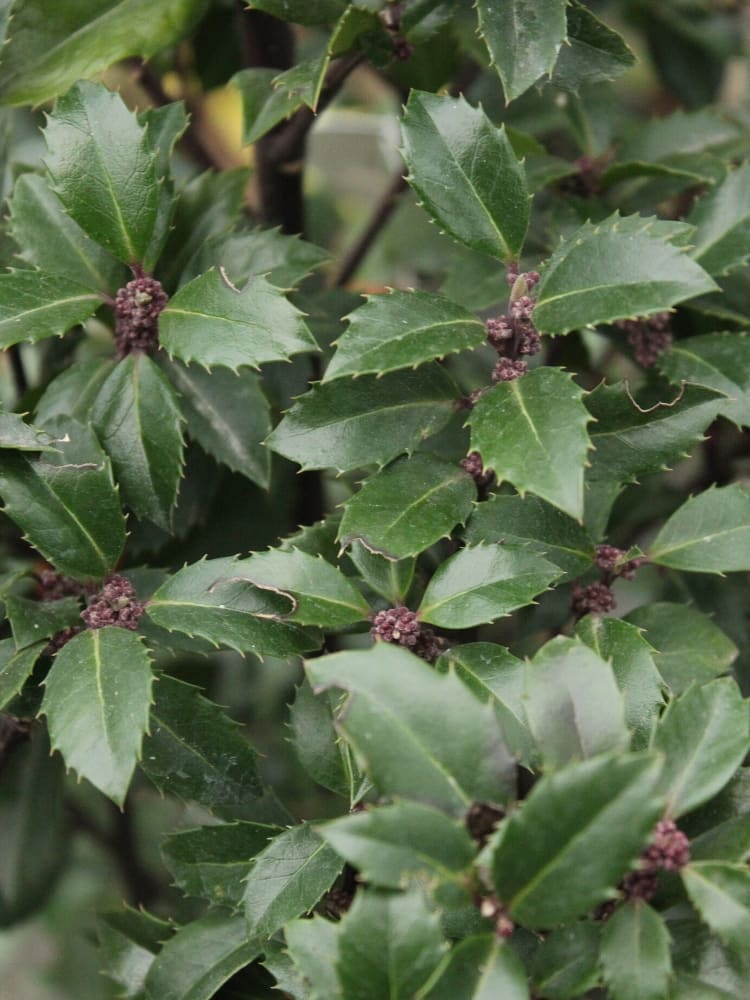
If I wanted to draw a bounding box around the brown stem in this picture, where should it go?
[334,172,409,287]
[7,345,28,400]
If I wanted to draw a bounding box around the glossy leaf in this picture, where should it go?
[348,541,415,603]
[424,934,529,999]
[266,365,459,473]
[576,617,664,750]
[162,822,281,910]
[336,889,447,1000]
[550,0,635,93]
[243,824,342,938]
[688,164,750,276]
[338,452,475,560]
[289,679,355,800]
[42,627,153,806]
[468,367,591,519]
[0,269,101,349]
[34,359,115,426]
[658,333,750,429]
[524,636,629,768]
[418,542,559,629]
[533,214,718,335]
[5,594,81,649]
[98,907,171,1000]
[0,410,58,453]
[283,916,340,999]
[464,493,595,580]
[317,802,475,890]
[0,0,209,107]
[682,862,750,954]
[491,753,664,926]
[626,602,737,695]
[144,911,261,1000]
[306,645,516,815]
[145,556,320,658]
[476,0,566,103]
[650,484,750,573]
[8,172,124,293]
[0,639,46,710]
[220,547,371,628]
[529,922,601,1000]
[0,425,126,580]
[600,902,672,1000]
[93,354,184,530]
[324,289,485,382]
[652,678,750,818]
[44,82,159,264]
[158,269,317,371]
[233,68,305,145]
[401,91,530,261]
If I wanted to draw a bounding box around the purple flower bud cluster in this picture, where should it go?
[114,275,168,358]
[484,269,542,383]
[370,606,442,663]
[460,451,495,494]
[81,574,145,631]
[492,357,528,382]
[615,312,673,368]
[43,625,84,656]
[595,544,644,581]
[36,569,86,602]
[571,581,617,618]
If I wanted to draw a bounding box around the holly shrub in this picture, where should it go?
[1,2,750,999]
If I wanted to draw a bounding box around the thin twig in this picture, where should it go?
[334,172,408,287]
[7,345,28,400]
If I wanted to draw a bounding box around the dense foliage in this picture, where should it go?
[1,1,750,998]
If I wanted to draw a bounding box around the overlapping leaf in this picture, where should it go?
[688,163,750,276]
[600,902,672,1000]
[0,270,101,349]
[424,935,529,1000]
[658,333,750,429]
[550,0,635,93]
[650,484,750,573]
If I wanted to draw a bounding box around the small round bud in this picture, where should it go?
[492,358,527,382]
[644,819,691,872]
[81,574,145,631]
[571,581,616,618]
[370,606,442,663]
[114,276,168,358]
[460,451,495,493]
[486,316,513,350]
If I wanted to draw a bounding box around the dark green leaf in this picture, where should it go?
[401,91,530,262]
[245,0,345,25]
[266,365,459,472]
[418,542,559,629]
[468,368,592,519]
[336,889,447,1000]
[145,556,320,658]
[650,484,750,573]
[688,164,750,276]
[144,911,261,1000]
[44,82,160,264]
[550,0,635,93]
[140,102,188,273]
[348,541,415,603]
[5,594,81,648]
[626,602,737,695]
[618,110,742,165]
[652,678,750,818]
[0,1,209,107]
[289,679,355,800]
[221,547,371,628]
[324,289,485,382]
[464,493,595,580]
[0,269,100,349]
[533,214,718,335]
[93,354,184,531]
[42,627,153,806]
[284,915,340,1000]
[0,409,58,453]
[317,802,475,890]
[658,333,750,429]
[0,425,126,580]
[682,862,750,955]
[243,824,342,938]
[600,902,672,1000]
[165,360,270,488]
[491,753,664,926]
[529,922,601,999]
[306,645,516,815]
[159,269,317,371]
[338,452,475,560]
[476,0,566,103]
[8,172,124,293]
[234,68,305,145]
[422,934,529,1000]
[524,636,629,768]
[0,726,66,927]
[98,907,171,1000]
[34,359,115,426]
[162,822,281,910]
[0,638,45,709]
[576,617,664,750]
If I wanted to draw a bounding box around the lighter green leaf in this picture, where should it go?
[306,645,516,815]
[468,367,591,519]
[338,452,475,560]
[491,753,664,926]
[266,365,459,473]
[348,542,414,604]
[533,214,718,335]
[650,484,750,573]
[477,0,566,102]
[0,638,45,709]
[0,270,101,349]
[421,935,529,1000]
[418,542,559,629]
[324,289,485,382]
[233,68,305,145]
[243,824,342,938]
[401,91,530,261]
[159,269,317,371]
[682,863,750,955]
[97,907,170,1000]
[529,922,601,999]
[652,678,750,818]
[550,0,635,93]
[600,902,672,1000]
[283,916,340,999]
[688,164,750,276]
[0,0,209,107]
[42,627,153,806]
[658,333,750,429]
[93,354,184,531]
[0,409,58,453]
[44,82,159,264]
